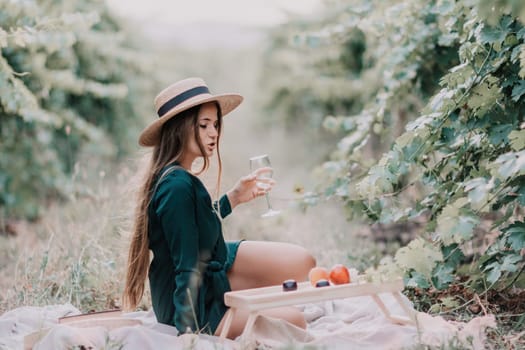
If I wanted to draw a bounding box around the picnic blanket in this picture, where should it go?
[0,293,495,349]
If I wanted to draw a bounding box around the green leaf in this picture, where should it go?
[364,256,404,284]
[485,264,502,284]
[479,23,508,45]
[467,76,503,116]
[509,130,525,151]
[442,243,466,268]
[440,63,475,87]
[379,206,411,224]
[484,254,522,284]
[504,222,525,251]
[432,264,455,290]
[518,27,525,40]
[436,198,480,245]
[400,135,427,161]
[464,177,493,211]
[405,113,440,132]
[500,254,522,273]
[427,88,456,112]
[511,81,525,102]
[511,44,524,63]
[404,270,431,289]
[488,124,513,146]
[395,131,417,148]
[491,150,525,180]
[357,162,399,198]
[395,238,443,279]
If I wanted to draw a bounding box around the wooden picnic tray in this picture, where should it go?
[219,277,415,339]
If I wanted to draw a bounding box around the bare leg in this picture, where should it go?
[216,241,315,339]
[227,241,316,290]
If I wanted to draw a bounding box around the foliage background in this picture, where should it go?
[0,0,157,220]
[262,0,525,296]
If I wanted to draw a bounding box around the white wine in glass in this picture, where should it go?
[249,154,280,218]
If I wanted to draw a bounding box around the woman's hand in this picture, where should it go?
[226,167,275,209]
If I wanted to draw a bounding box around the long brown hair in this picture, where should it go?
[122,102,223,311]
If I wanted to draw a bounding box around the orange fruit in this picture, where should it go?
[308,266,329,286]
[329,264,350,284]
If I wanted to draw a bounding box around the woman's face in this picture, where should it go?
[186,102,219,160]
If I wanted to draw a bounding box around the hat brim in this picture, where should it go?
[138,93,243,147]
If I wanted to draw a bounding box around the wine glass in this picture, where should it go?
[249,154,281,218]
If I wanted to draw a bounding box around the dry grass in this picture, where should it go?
[0,159,135,313]
[0,149,362,315]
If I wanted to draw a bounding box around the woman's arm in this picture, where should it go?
[214,195,232,218]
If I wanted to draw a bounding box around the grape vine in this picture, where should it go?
[263,0,525,290]
[0,0,156,219]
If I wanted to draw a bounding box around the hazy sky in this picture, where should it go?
[106,0,321,27]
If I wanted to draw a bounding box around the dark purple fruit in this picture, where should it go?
[282,279,298,291]
[315,279,330,287]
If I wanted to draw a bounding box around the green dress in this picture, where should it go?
[147,165,240,334]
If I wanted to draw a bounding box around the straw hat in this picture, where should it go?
[139,77,243,147]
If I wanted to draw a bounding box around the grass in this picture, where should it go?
[0,159,134,314]
[0,160,358,315]
[1,160,523,349]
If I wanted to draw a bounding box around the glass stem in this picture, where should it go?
[265,193,273,210]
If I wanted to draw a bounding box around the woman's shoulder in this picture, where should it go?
[157,165,193,188]
[151,167,195,206]
[151,167,198,210]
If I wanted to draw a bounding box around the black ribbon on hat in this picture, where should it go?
[157,86,210,117]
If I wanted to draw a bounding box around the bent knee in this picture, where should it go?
[292,245,316,280]
[301,249,316,271]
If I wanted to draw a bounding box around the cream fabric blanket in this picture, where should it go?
[0,294,495,349]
